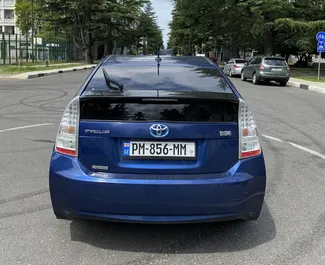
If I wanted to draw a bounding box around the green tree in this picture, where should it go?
[136,2,163,54]
[15,0,42,35]
[15,0,152,63]
[169,0,325,61]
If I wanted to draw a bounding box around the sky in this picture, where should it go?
[151,0,173,47]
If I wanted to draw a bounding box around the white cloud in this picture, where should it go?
[150,0,173,46]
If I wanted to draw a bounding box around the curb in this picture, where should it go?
[26,65,96,79]
[288,80,325,94]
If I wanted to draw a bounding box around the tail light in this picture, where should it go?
[287,65,290,71]
[238,99,261,159]
[55,97,79,156]
[234,65,239,68]
[259,65,264,70]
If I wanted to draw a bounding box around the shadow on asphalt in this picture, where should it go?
[231,77,287,87]
[69,203,275,253]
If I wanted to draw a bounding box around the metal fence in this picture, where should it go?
[0,33,85,65]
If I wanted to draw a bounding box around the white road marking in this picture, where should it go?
[262,134,283,143]
[0,123,53,133]
[289,142,325,160]
[261,134,325,160]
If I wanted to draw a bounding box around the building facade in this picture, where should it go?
[0,0,19,34]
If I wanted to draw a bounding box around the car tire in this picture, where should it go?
[279,81,287,86]
[244,214,260,221]
[241,71,246,81]
[252,73,259,85]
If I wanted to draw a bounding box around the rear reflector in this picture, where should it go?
[238,99,261,159]
[55,146,76,156]
[55,97,79,156]
[240,150,261,158]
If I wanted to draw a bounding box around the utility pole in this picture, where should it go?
[31,0,34,63]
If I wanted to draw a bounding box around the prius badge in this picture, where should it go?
[150,124,169,138]
[85,129,110,134]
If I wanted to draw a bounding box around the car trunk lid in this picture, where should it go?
[262,58,289,75]
[77,95,239,175]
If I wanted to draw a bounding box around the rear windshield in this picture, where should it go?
[80,98,238,123]
[85,65,233,94]
[235,60,246,64]
[263,58,287,66]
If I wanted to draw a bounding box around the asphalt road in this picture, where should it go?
[1,71,325,265]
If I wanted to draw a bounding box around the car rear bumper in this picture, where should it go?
[49,153,266,223]
[258,73,290,81]
[232,68,242,75]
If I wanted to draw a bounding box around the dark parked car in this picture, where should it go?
[241,56,290,86]
[49,55,266,224]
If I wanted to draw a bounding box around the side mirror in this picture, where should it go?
[244,62,248,66]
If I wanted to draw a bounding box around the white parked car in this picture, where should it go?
[223,58,247,77]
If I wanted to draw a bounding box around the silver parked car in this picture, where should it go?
[223,58,247,77]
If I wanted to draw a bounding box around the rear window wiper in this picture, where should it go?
[102,68,124,91]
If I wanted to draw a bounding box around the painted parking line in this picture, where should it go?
[262,134,283,143]
[262,134,325,160]
[289,142,325,160]
[0,123,53,133]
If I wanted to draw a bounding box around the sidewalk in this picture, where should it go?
[288,78,325,94]
[1,64,96,79]
[27,62,82,68]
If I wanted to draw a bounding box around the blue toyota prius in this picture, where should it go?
[49,55,266,223]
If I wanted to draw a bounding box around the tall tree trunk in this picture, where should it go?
[143,37,146,54]
[263,12,273,56]
[85,47,93,64]
[104,40,114,55]
[264,29,273,55]
[84,30,93,64]
[264,28,273,56]
[231,45,239,58]
[231,32,239,57]
[216,49,220,61]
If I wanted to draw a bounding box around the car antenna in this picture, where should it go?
[102,68,124,91]
[155,50,162,76]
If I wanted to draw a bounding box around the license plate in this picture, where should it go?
[123,141,196,159]
[271,68,282,71]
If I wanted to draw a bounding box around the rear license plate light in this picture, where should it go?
[122,141,196,160]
